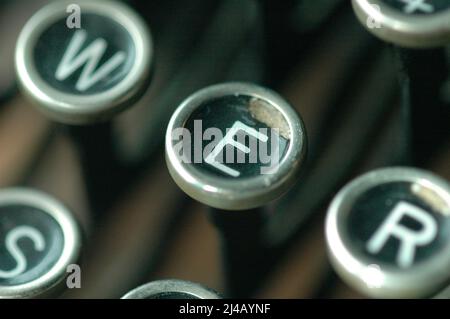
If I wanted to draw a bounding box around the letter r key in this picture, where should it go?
[367,201,437,268]
[326,167,450,298]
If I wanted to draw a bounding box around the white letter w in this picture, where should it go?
[55,29,126,92]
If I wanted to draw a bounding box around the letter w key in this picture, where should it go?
[55,29,126,92]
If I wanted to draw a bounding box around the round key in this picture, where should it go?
[352,1,450,165]
[0,188,81,298]
[326,167,450,298]
[165,82,307,210]
[121,280,221,299]
[352,0,450,48]
[15,0,153,124]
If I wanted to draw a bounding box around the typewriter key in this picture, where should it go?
[352,0,450,166]
[15,0,153,215]
[352,0,450,48]
[166,82,307,297]
[165,82,306,210]
[326,167,450,298]
[0,188,81,298]
[121,280,221,299]
[15,0,152,124]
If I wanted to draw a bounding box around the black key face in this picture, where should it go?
[381,0,450,14]
[183,95,289,179]
[346,182,449,268]
[0,205,64,286]
[34,13,135,95]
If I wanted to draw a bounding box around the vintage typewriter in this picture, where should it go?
[0,0,449,299]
